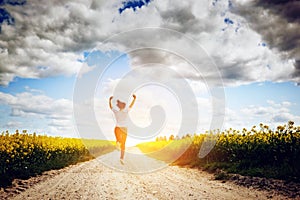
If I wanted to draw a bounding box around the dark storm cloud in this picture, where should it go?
[255,0,300,78]
[159,5,215,34]
[0,0,298,86]
[231,0,300,82]
[0,0,113,85]
[255,0,300,23]
[293,60,300,77]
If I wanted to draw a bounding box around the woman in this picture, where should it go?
[109,94,136,165]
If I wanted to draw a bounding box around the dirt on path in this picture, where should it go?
[1,147,297,200]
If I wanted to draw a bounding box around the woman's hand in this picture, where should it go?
[110,96,113,100]
[132,94,136,99]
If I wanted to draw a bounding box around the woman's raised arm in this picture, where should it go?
[109,96,113,109]
[129,94,136,108]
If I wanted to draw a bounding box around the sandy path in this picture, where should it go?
[10,147,292,200]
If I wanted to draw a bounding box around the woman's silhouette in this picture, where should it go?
[109,94,136,164]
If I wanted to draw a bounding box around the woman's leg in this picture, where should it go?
[120,127,127,159]
[114,127,122,143]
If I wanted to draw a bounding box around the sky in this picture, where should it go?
[0,0,300,145]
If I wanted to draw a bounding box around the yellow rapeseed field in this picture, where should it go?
[0,130,114,186]
[138,121,300,181]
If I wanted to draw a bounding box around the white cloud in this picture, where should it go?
[224,100,300,130]
[24,86,44,94]
[0,91,75,136]
[1,0,299,140]
[0,86,298,140]
[0,0,299,86]
[5,121,22,129]
[93,75,223,140]
[93,79,184,141]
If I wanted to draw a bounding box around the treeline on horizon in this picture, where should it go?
[138,121,300,182]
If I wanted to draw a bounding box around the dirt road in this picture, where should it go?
[4,147,293,199]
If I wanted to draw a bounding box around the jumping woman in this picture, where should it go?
[109,94,136,165]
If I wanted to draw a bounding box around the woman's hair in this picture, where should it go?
[117,99,126,109]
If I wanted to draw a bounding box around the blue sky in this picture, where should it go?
[225,82,300,113]
[0,0,300,140]
[1,50,299,138]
